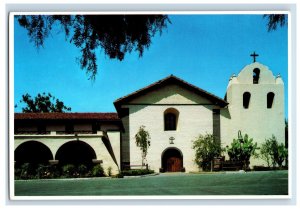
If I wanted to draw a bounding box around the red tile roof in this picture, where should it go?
[14,112,120,121]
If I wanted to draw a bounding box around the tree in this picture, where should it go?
[263,14,287,31]
[260,139,272,167]
[226,132,259,170]
[16,15,170,80]
[135,126,151,167]
[260,136,288,168]
[15,92,71,113]
[192,134,223,171]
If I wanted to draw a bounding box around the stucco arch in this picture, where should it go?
[55,140,97,167]
[14,140,53,166]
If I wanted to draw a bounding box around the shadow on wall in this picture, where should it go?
[220,108,231,120]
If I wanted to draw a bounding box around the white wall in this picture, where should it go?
[123,85,217,172]
[14,132,121,175]
[221,62,285,167]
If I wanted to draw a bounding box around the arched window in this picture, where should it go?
[164,108,179,131]
[253,68,260,84]
[267,92,275,108]
[243,92,251,109]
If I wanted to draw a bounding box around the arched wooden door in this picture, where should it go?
[167,156,182,172]
[162,148,183,172]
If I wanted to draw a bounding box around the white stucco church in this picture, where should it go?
[14,60,285,174]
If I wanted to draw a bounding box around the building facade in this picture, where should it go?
[14,62,285,174]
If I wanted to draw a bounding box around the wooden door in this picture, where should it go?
[167,157,182,172]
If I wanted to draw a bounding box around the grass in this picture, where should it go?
[14,170,288,196]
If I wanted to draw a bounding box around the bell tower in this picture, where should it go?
[222,56,285,166]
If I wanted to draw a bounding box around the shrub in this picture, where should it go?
[36,164,52,179]
[260,140,272,167]
[192,134,223,171]
[91,164,105,177]
[226,132,259,170]
[18,163,37,179]
[62,164,76,178]
[77,164,88,177]
[115,173,124,178]
[276,143,288,167]
[260,136,288,168]
[121,169,154,176]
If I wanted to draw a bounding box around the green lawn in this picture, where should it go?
[14,170,288,196]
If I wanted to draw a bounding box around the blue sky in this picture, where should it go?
[14,14,288,116]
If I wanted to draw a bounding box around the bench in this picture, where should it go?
[222,161,243,171]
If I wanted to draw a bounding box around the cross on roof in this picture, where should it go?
[250,52,259,62]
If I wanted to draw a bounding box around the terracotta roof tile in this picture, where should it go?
[14,112,120,121]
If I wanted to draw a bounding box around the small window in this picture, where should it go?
[267,92,275,108]
[243,92,251,109]
[253,68,260,84]
[164,108,179,131]
[65,123,74,134]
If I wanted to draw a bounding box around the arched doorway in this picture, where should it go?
[161,148,183,172]
[55,140,96,167]
[15,141,53,167]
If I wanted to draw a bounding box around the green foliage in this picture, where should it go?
[260,136,288,168]
[260,140,272,167]
[91,164,105,177]
[276,143,288,167]
[16,92,71,113]
[263,14,287,31]
[14,163,38,179]
[135,126,151,166]
[17,15,170,80]
[62,164,76,177]
[121,169,154,176]
[226,133,259,170]
[36,164,51,179]
[192,134,223,171]
[35,164,61,179]
[77,164,88,177]
[15,163,108,179]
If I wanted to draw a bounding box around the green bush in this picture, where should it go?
[77,164,88,177]
[15,163,110,179]
[192,134,223,171]
[260,136,288,168]
[15,163,61,179]
[121,169,154,176]
[92,164,105,177]
[17,163,37,179]
[115,173,124,178]
[226,132,259,170]
[62,164,76,178]
[36,164,52,179]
